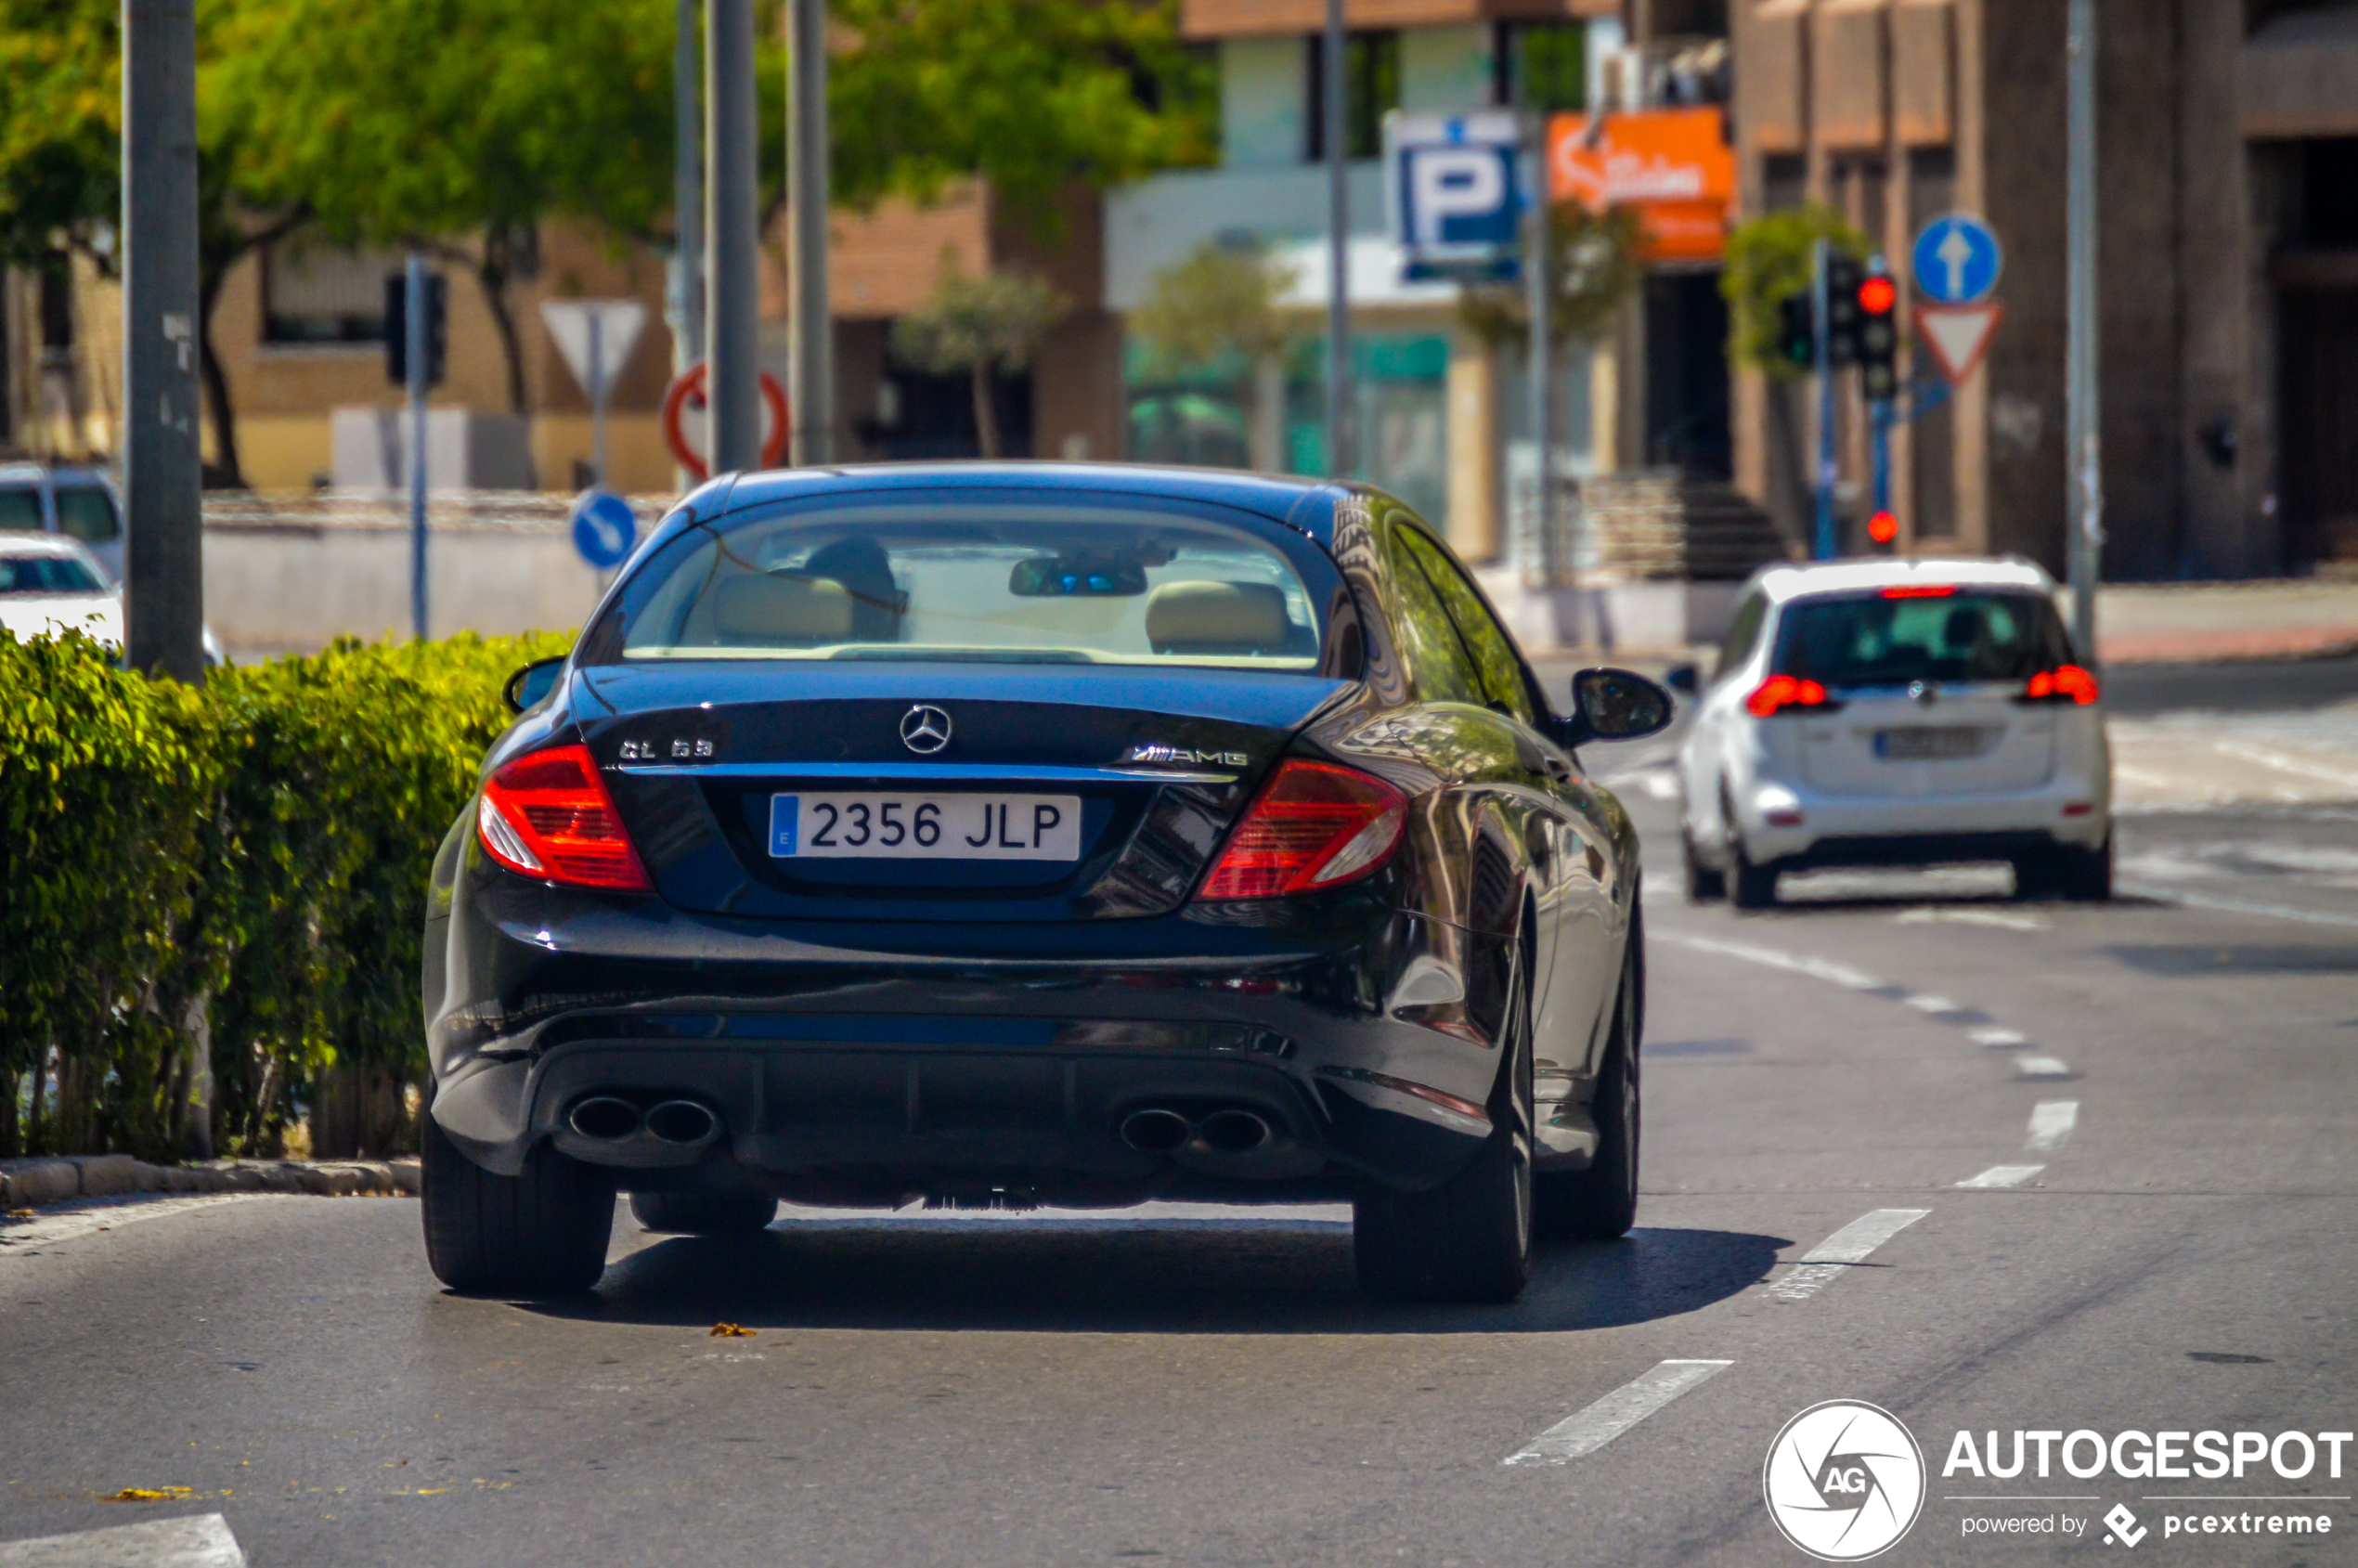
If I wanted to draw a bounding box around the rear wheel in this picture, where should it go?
[2058,835,2113,901]
[1730,849,1779,910]
[421,1115,614,1296]
[1683,834,1727,902]
[2012,849,2061,900]
[1536,924,1641,1241]
[629,1189,777,1235]
[1354,942,1533,1304]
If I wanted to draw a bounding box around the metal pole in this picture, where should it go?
[674,0,704,369]
[121,0,204,683]
[1526,114,1556,590]
[706,0,760,473]
[2066,0,2103,659]
[1812,238,1836,560]
[788,0,834,466]
[406,253,427,640]
[1872,401,1892,515]
[589,313,607,486]
[1323,0,1349,479]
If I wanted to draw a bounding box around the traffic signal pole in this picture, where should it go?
[787,0,832,466]
[122,0,205,683]
[706,0,760,473]
[2065,0,2103,661]
[407,253,428,640]
[1525,113,1555,590]
[1322,0,1349,480]
[1811,239,1836,560]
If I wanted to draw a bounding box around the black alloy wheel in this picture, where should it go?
[1535,923,1641,1241]
[421,1115,615,1296]
[629,1189,779,1235]
[1353,937,1535,1304]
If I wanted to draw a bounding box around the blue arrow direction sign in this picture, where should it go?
[570,487,639,569]
[1911,214,2002,305]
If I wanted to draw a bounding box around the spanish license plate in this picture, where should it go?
[769,792,1082,861]
[1874,726,1989,761]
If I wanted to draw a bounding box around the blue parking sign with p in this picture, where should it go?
[1387,111,1526,281]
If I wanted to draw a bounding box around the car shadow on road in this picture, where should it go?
[513,1216,1785,1336]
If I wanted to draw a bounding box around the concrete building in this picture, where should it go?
[1730,0,2358,577]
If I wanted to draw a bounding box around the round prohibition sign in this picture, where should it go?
[661,361,789,480]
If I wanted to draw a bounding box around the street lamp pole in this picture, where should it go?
[706,0,760,473]
[2065,0,2103,660]
[1323,0,1350,481]
[673,0,704,370]
[787,0,833,466]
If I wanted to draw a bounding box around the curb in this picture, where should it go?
[0,1154,421,1209]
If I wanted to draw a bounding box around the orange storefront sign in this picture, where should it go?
[1547,107,1736,263]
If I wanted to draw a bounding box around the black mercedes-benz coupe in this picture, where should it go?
[421,463,1670,1302]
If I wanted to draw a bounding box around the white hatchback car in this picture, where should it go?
[0,531,224,666]
[1672,557,2110,908]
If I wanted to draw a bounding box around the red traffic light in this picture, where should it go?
[1868,510,1899,544]
[1858,276,1898,316]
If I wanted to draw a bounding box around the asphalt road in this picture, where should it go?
[5,661,2354,1568]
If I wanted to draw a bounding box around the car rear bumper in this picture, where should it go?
[1734,773,2109,865]
[426,880,1514,1202]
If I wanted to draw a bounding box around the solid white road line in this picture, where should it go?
[2119,883,2358,931]
[2013,1056,2073,1080]
[1651,930,1884,992]
[0,1513,243,1567]
[1957,1164,2046,1188]
[1970,1027,2028,1047]
[1502,1360,1733,1468]
[1768,1208,1930,1302]
[2026,1100,2079,1153]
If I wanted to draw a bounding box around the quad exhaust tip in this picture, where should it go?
[1118,1106,1275,1155]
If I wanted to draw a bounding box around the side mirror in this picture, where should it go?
[503,656,566,715]
[1565,667,1675,745]
[1664,662,1701,695]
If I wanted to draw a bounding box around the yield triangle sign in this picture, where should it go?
[1913,302,2003,387]
[539,300,648,400]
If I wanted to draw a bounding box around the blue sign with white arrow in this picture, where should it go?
[570,487,639,570]
[1911,214,2002,305]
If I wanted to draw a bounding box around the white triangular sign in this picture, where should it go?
[539,300,648,400]
[1914,303,2003,387]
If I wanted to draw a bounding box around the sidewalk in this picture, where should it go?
[2096,577,2358,665]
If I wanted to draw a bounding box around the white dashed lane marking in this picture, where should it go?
[1501,1360,1733,1467]
[0,1512,243,1566]
[1768,1209,1930,1302]
[1958,1164,2046,1188]
[2013,1056,2074,1080]
[1971,1028,2028,1047]
[1905,993,1963,1015]
[2027,1100,2079,1152]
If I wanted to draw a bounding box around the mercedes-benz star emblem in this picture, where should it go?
[900,705,952,755]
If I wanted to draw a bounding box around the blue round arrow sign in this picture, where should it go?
[570,487,639,569]
[1911,214,2002,305]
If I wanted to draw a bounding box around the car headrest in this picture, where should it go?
[1145,580,1291,654]
[711,573,855,645]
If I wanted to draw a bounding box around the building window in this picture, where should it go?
[1497,22,1587,113]
[1305,30,1399,162]
[261,243,400,345]
[1763,155,1807,213]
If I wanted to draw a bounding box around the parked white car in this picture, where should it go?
[0,531,223,666]
[1672,557,2110,908]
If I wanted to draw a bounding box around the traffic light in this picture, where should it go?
[1776,292,1816,369]
[385,272,448,389]
[1822,252,1863,367]
[1867,509,1899,546]
[1857,264,1899,400]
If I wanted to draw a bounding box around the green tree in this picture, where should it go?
[1721,203,1872,378]
[1457,200,1645,354]
[890,253,1068,458]
[1128,240,1300,472]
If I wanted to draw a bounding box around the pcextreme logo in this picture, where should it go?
[1765,1401,1928,1562]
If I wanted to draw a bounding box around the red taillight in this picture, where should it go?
[1882,584,1957,599]
[2023,664,2100,706]
[1746,674,1832,719]
[475,743,652,892]
[1196,758,1408,901]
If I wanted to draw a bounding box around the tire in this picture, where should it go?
[2011,849,2061,901]
[421,1114,614,1296]
[1354,940,1533,1304]
[1536,917,1642,1241]
[629,1189,777,1235]
[2058,835,2113,902]
[1730,848,1779,911]
[1683,834,1727,902]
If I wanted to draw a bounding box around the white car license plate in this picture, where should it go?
[769,792,1082,861]
[1875,725,1989,761]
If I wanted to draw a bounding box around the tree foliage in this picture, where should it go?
[1721,203,1873,378]
[1457,200,1645,354]
[1128,240,1299,382]
[890,253,1069,458]
[0,0,121,268]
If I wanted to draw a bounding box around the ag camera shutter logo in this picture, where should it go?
[1765,1401,1927,1561]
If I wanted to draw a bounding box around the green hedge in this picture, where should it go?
[0,628,570,1161]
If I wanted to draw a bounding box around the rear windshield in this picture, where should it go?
[593,500,1332,671]
[1774,590,2072,687]
[0,552,106,595]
